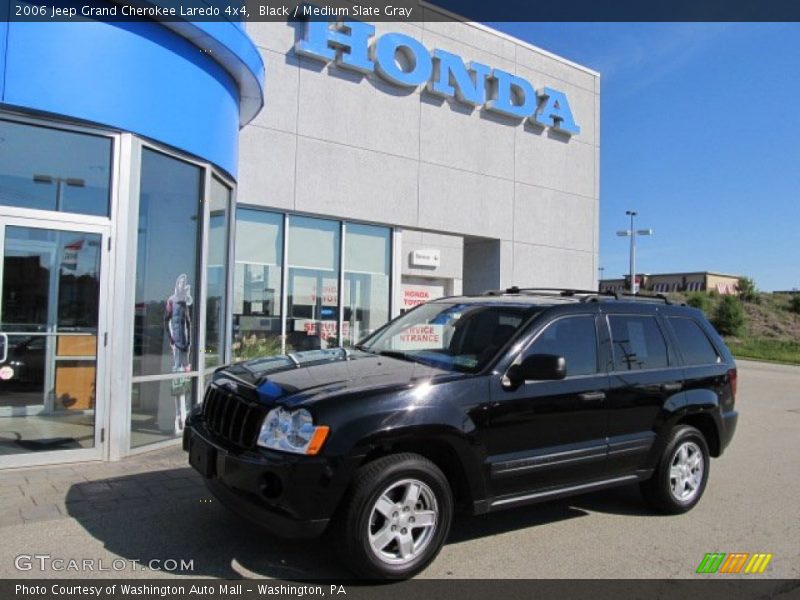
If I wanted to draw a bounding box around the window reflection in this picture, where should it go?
[232,209,284,360]
[0,120,111,216]
[287,216,340,351]
[204,177,230,369]
[131,148,202,447]
[0,226,101,454]
[132,149,202,378]
[344,224,390,346]
[232,210,394,357]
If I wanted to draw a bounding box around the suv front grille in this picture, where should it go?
[202,385,266,449]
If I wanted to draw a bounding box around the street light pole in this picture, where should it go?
[616,210,653,294]
[627,210,636,293]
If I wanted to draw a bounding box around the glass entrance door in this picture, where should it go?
[0,217,108,465]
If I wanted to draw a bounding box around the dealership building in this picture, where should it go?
[601,272,741,295]
[0,13,600,467]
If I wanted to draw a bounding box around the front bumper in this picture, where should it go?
[184,423,357,539]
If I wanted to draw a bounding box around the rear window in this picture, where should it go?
[608,315,669,371]
[668,317,721,365]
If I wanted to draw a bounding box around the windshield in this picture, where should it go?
[359,302,540,373]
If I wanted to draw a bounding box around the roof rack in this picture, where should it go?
[484,286,611,297]
[483,286,674,305]
[610,291,673,305]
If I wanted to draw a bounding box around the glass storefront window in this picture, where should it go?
[130,378,196,448]
[232,209,284,360]
[287,216,340,351]
[131,148,202,447]
[204,177,230,370]
[344,224,391,346]
[0,120,112,216]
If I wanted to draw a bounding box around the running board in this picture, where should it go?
[488,475,640,511]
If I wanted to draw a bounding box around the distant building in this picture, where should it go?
[601,272,741,295]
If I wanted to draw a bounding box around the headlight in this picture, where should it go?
[256,407,329,455]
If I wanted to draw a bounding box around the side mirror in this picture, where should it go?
[506,354,566,386]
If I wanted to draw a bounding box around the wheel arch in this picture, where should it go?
[355,427,487,512]
[676,411,721,457]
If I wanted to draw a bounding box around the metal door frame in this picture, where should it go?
[0,212,112,468]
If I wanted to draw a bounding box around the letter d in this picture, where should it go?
[485,69,536,119]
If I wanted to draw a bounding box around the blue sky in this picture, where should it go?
[489,23,800,291]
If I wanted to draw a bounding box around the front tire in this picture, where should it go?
[640,424,710,514]
[337,453,453,579]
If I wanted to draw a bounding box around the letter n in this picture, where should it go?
[428,49,491,106]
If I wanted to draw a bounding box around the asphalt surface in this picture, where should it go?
[1,359,798,579]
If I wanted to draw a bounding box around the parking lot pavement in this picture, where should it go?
[1,359,798,579]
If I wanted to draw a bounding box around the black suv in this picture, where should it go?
[184,288,738,579]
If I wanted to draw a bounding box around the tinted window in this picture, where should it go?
[233,208,284,360]
[132,148,202,378]
[609,315,669,371]
[0,119,112,216]
[528,316,598,376]
[344,223,391,346]
[287,215,340,350]
[668,317,720,365]
[205,177,230,370]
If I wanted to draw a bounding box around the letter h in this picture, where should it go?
[295,19,375,74]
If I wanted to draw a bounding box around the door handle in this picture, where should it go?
[0,333,7,363]
[660,382,683,393]
[578,391,605,402]
[478,401,502,410]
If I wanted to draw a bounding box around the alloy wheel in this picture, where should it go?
[669,441,704,502]
[367,478,439,566]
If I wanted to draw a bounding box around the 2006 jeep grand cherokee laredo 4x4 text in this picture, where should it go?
[185,288,738,579]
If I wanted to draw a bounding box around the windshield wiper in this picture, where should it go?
[377,350,418,363]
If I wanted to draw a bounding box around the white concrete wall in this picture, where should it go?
[401,230,463,280]
[240,16,600,292]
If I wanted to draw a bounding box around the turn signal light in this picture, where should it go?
[306,426,330,455]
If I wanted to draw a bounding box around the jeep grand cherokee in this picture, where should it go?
[185,288,738,579]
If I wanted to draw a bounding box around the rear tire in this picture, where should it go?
[336,453,453,579]
[640,424,710,514]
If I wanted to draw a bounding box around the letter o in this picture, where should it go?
[163,559,178,571]
[374,33,432,87]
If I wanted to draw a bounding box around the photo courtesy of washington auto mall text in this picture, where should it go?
[12,584,346,599]
[2,0,800,598]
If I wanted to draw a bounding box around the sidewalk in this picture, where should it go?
[0,444,339,579]
[0,445,203,529]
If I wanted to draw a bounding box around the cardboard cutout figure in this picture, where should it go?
[162,273,193,433]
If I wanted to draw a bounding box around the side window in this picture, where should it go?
[668,317,721,365]
[608,315,669,371]
[527,316,598,377]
